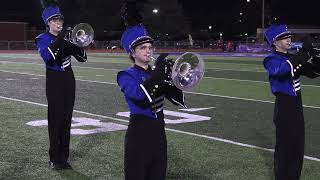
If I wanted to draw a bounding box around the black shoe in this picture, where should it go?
[49,161,72,170]
[60,162,72,170]
[48,161,62,170]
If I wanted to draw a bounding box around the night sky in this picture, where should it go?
[179,0,320,27]
[1,0,319,38]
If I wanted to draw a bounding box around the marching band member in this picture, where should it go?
[263,24,320,180]
[35,2,87,170]
[117,1,185,179]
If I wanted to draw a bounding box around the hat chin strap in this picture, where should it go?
[129,47,135,55]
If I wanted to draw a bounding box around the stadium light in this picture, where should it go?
[246,0,250,2]
[208,25,212,30]
[152,8,159,14]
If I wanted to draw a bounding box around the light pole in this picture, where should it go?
[246,0,265,42]
[246,0,264,28]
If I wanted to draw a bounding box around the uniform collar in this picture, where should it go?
[274,50,289,57]
[133,64,152,73]
[48,32,58,38]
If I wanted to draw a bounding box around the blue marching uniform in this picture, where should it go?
[264,51,319,180]
[119,1,185,178]
[35,5,87,169]
[264,24,320,180]
[118,65,163,118]
[117,64,185,180]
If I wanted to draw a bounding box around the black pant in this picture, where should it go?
[46,67,75,164]
[273,92,304,180]
[125,114,167,180]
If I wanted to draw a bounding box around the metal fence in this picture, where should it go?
[0,41,37,50]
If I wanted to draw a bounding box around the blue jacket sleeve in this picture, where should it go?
[35,37,55,65]
[117,71,148,101]
[263,56,292,78]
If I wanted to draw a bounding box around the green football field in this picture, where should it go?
[0,52,319,180]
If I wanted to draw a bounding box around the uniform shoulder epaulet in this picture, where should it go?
[35,32,50,44]
[264,53,282,63]
[36,32,49,40]
[117,67,140,82]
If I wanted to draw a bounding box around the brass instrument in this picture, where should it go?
[151,52,205,91]
[170,52,204,91]
[68,23,94,47]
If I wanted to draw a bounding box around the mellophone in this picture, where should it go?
[150,52,205,91]
[65,23,94,48]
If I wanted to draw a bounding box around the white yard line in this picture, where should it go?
[209,68,266,73]
[184,91,320,109]
[2,61,320,88]
[1,60,266,72]
[0,95,319,162]
[0,60,121,71]
[204,76,320,88]
[0,69,320,109]
[2,59,265,73]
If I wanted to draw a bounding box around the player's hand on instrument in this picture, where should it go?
[310,55,320,66]
[155,53,175,80]
[301,37,320,57]
[289,50,310,67]
[141,53,171,97]
[154,53,175,86]
[152,53,169,81]
[310,47,320,58]
[289,37,312,65]
[59,26,72,39]
[62,41,86,61]
[65,26,72,38]
[154,53,169,71]
[301,37,312,52]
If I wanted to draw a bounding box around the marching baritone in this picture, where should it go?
[263,24,320,180]
[35,4,87,170]
[117,1,186,179]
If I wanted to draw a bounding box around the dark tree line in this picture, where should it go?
[3,0,319,41]
[58,0,190,40]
